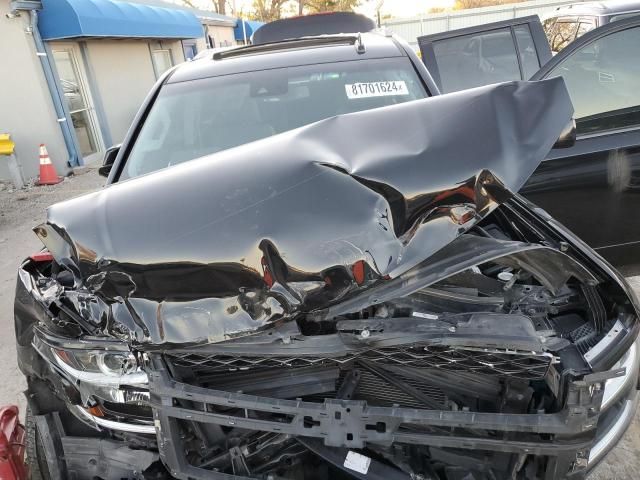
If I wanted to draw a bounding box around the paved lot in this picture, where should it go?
[0,169,638,478]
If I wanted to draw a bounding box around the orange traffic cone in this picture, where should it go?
[37,144,62,185]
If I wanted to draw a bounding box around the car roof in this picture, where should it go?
[553,0,640,16]
[167,32,405,84]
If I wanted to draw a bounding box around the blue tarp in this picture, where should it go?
[38,0,203,40]
[234,19,264,41]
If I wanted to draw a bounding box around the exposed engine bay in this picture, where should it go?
[13,79,640,480]
[18,201,639,480]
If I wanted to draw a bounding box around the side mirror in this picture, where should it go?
[98,144,121,177]
[553,119,576,149]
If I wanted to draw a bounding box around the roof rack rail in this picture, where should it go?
[213,35,359,60]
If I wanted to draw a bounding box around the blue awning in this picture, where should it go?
[38,0,203,41]
[234,19,264,41]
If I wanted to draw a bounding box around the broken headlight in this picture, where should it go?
[52,347,148,387]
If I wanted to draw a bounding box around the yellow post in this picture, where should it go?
[0,133,24,189]
[0,134,15,155]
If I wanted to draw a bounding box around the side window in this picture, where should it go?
[513,24,540,79]
[431,27,521,93]
[182,42,198,61]
[550,20,579,52]
[546,26,640,134]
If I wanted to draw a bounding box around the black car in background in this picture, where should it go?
[14,13,640,480]
[419,14,640,269]
[543,0,640,53]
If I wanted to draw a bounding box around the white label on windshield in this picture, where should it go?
[344,451,371,474]
[345,81,409,99]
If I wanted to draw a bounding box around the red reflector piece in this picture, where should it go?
[30,251,53,262]
[263,270,274,288]
[261,256,274,288]
[352,260,366,285]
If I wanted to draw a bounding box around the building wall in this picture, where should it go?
[0,5,71,182]
[0,4,230,182]
[83,40,158,146]
[195,36,208,52]
[206,25,236,47]
[162,39,188,68]
[80,39,190,149]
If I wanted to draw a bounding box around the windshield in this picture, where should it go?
[120,57,428,180]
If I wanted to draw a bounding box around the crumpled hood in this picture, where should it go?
[36,79,573,345]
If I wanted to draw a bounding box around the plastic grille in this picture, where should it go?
[166,344,552,380]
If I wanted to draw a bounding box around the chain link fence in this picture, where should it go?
[383,0,587,48]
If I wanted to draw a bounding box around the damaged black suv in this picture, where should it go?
[14,29,640,480]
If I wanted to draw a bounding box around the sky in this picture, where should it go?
[357,0,456,19]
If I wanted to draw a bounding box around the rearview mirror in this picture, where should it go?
[553,119,576,149]
[98,144,121,177]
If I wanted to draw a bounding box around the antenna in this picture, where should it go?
[356,33,366,54]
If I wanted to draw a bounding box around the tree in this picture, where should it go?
[454,0,525,9]
[251,0,289,22]
[179,0,228,15]
[304,0,360,13]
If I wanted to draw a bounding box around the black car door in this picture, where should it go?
[419,17,640,268]
[418,16,552,93]
[526,17,640,267]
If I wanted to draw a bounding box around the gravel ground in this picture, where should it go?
[0,168,104,412]
[0,169,637,478]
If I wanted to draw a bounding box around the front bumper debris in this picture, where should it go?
[30,412,159,480]
[144,344,638,480]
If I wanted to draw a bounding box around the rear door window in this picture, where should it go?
[430,28,520,93]
[418,17,551,94]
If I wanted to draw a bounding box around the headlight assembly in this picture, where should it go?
[41,345,148,387]
[54,348,137,375]
[51,346,148,387]
[31,332,150,408]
